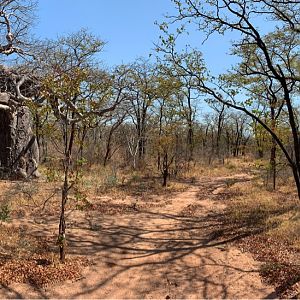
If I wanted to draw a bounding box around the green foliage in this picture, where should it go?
[0,203,10,222]
[76,157,88,167]
[131,174,140,182]
[74,188,91,211]
[45,167,60,182]
[105,174,118,187]
[225,163,236,171]
[224,178,236,187]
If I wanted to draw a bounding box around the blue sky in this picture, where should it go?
[35,1,175,65]
[34,0,237,74]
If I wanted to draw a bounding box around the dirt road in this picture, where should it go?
[0,174,276,299]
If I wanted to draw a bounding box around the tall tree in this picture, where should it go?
[158,59,200,162]
[160,0,300,198]
[126,60,158,167]
[39,30,126,262]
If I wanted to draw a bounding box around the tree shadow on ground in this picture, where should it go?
[60,208,274,298]
[0,174,277,298]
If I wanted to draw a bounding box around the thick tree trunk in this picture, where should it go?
[0,99,39,179]
[0,109,13,170]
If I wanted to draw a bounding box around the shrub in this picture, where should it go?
[0,203,10,222]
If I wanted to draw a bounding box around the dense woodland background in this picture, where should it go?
[0,0,300,298]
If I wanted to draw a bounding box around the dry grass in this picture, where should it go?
[0,223,89,287]
[0,162,200,289]
[0,180,61,221]
[180,157,254,179]
[267,210,300,249]
[0,162,193,220]
[174,157,300,297]
[222,164,300,298]
[0,223,47,258]
[78,164,190,202]
[1,157,300,294]
[226,178,299,244]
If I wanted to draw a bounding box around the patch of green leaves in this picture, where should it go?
[0,203,10,222]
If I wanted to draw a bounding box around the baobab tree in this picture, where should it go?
[0,0,40,179]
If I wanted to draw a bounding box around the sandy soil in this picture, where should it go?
[0,174,276,299]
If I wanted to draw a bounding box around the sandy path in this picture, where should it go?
[0,174,276,299]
